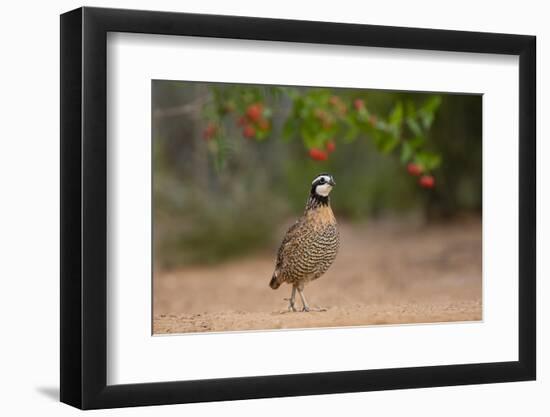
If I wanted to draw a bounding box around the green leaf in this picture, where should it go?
[316,130,333,143]
[389,102,404,127]
[423,95,442,113]
[300,126,320,148]
[418,96,442,129]
[408,136,426,149]
[419,110,434,129]
[400,141,413,163]
[256,130,268,141]
[375,133,399,154]
[343,123,359,143]
[374,119,388,132]
[415,151,442,170]
[406,117,423,137]
[389,124,400,139]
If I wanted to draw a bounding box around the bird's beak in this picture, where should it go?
[329,177,336,186]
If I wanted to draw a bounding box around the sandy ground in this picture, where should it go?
[153,218,482,334]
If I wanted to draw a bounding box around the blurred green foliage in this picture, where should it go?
[154,168,286,266]
[202,84,442,176]
[153,81,481,269]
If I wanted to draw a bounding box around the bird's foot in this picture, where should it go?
[301,306,327,313]
[284,298,297,312]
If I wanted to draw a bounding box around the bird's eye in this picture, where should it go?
[319,178,325,184]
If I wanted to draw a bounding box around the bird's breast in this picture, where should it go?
[307,205,336,226]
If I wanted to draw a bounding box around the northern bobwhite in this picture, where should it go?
[269,174,339,312]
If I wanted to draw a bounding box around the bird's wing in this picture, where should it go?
[275,219,303,269]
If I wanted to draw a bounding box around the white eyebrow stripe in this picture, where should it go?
[312,175,331,184]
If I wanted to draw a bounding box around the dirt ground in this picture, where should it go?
[153,218,482,334]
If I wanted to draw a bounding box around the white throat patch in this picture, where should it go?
[315,183,333,197]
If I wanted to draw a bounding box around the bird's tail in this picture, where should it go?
[269,271,282,289]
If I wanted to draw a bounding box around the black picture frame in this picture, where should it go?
[60,6,536,410]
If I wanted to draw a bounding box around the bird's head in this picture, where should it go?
[311,173,336,198]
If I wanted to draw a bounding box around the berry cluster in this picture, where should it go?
[306,97,369,162]
[407,163,435,188]
[328,95,348,116]
[313,108,334,130]
[237,102,271,139]
[308,140,336,161]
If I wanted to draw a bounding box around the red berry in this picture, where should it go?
[419,175,435,188]
[309,148,329,161]
[407,163,423,176]
[326,140,336,153]
[202,123,217,140]
[243,125,256,138]
[353,98,365,111]
[246,103,263,122]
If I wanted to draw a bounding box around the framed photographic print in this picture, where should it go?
[60,6,536,409]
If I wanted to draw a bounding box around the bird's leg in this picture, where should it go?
[297,287,326,312]
[297,288,310,312]
[287,286,297,312]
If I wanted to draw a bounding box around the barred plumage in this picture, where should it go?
[269,174,339,312]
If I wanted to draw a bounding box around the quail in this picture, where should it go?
[269,174,339,312]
